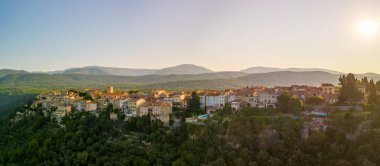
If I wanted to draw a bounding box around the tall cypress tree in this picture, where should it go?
[186,92,201,116]
[361,77,369,93]
[369,79,377,104]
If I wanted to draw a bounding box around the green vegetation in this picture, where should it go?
[338,73,364,104]
[369,79,377,105]
[185,92,203,117]
[0,93,36,119]
[276,92,303,115]
[79,92,94,101]
[306,96,324,106]
[3,104,380,165]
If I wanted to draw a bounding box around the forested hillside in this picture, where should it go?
[2,104,380,165]
[0,93,36,120]
[1,72,379,90]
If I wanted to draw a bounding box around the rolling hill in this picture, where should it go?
[0,69,29,78]
[59,66,158,76]
[155,64,214,75]
[0,65,349,77]
[241,66,343,74]
[46,64,214,76]
[1,71,379,90]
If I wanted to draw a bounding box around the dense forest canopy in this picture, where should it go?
[1,100,380,165]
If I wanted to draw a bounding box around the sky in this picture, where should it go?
[1,0,380,73]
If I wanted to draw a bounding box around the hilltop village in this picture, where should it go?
[30,83,361,124]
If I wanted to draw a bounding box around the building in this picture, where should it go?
[53,105,72,118]
[75,100,86,111]
[258,92,279,108]
[85,101,97,112]
[199,92,226,108]
[172,93,186,108]
[320,84,338,104]
[151,102,161,117]
[113,98,127,110]
[231,102,240,111]
[159,102,172,124]
[126,99,146,117]
[243,95,259,108]
[107,86,114,94]
[320,84,336,95]
[137,102,151,117]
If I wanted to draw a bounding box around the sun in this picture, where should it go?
[358,19,379,37]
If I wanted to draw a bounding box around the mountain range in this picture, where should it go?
[1,64,351,77]
[240,66,344,74]
[1,64,379,90]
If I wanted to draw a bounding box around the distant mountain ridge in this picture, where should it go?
[241,66,343,74]
[60,66,158,76]
[155,64,213,75]
[0,69,28,78]
[0,65,374,79]
[1,71,379,90]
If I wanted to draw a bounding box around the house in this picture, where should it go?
[224,90,236,103]
[172,93,186,108]
[151,102,161,117]
[53,105,72,118]
[231,102,240,111]
[127,99,146,111]
[320,83,336,95]
[137,102,151,117]
[85,101,97,112]
[258,92,279,108]
[75,100,86,111]
[243,95,259,108]
[113,98,127,110]
[199,92,226,108]
[126,99,146,117]
[320,84,338,104]
[159,102,172,124]
[96,98,107,111]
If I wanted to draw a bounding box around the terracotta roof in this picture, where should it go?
[140,102,151,107]
[160,102,171,107]
[321,83,335,87]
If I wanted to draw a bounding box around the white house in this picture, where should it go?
[258,92,279,108]
[200,92,226,108]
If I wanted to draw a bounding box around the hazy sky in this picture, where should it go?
[1,0,380,73]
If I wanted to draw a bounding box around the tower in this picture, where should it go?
[107,86,114,93]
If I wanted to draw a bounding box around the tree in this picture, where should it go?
[277,93,292,113]
[376,81,380,92]
[77,151,88,165]
[277,92,303,115]
[79,92,94,101]
[368,79,377,105]
[361,77,369,93]
[306,96,324,106]
[186,92,202,116]
[338,73,363,104]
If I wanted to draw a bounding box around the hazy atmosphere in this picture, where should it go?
[3,1,380,165]
[1,0,379,73]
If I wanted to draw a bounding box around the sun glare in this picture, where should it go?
[358,19,379,37]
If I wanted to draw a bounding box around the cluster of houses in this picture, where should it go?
[31,84,344,124]
[198,83,339,113]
